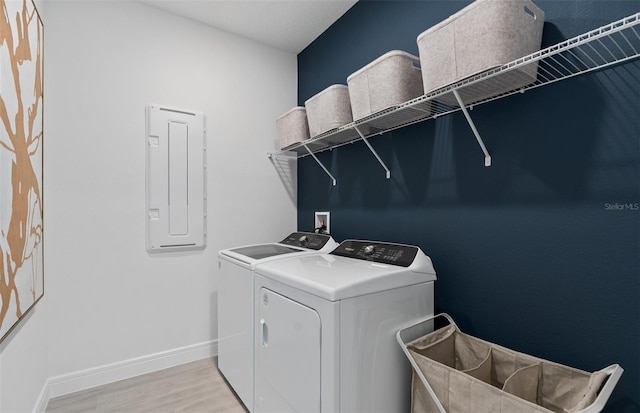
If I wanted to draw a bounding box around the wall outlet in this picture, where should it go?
[314,211,330,234]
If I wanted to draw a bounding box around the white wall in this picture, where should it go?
[0,1,298,411]
[0,307,48,413]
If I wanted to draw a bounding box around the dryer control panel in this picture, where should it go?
[280,232,332,250]
[330,240,419,267]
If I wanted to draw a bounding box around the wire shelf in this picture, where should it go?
[269,13,640,175]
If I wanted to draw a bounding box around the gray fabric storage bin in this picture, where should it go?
[305,84,353,137]
[401,321,622,413]
[417,0,544,106]
[276,107,310,150]
[347,50,425,121]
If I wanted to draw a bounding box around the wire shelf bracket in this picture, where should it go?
[452,89,492,167]
[303,143,336,186]
[354,126,391,178]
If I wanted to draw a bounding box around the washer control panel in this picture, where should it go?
[330,240,419,267]
[280,232,332,250]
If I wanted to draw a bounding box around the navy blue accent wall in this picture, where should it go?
[297,1,639,411]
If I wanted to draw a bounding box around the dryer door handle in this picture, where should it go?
[260,318,269,347]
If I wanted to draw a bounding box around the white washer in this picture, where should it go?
[253,239,437,413]
[217,232,337,412]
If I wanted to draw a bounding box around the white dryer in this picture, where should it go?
[217,232,337,412]
[253,240,437,413]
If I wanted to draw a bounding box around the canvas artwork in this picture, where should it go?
[0,0,44,343]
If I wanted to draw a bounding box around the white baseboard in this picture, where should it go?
[33,339,218,413]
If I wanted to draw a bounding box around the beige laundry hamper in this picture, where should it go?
[305,84,353,137]
[347,50,424,121]
[417,0,545,106]
[397,314,623,413]
[276,107,310,150]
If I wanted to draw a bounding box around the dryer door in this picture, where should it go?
[256,288,321,413]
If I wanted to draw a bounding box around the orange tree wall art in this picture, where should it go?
[0,0,44,343]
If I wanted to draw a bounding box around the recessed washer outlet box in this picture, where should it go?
[314,211,330,234]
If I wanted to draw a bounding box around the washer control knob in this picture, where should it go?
[363,245,375,255]
[299,235,308,245]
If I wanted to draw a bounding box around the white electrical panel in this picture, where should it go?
[146,105,206,252]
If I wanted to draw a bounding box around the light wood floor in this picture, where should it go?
[45,357,247,413]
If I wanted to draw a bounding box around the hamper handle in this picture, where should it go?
[523,5,536,20]
[521,0,543,22]
[574,364,624,413]
[397,313,460,345]
[396,313,459,413]
[407,53,421,70]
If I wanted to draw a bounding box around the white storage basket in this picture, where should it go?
[417,0,545,106]
[397,314,623,413]
[347,50,424,121]
[305,84,353,137]
[276,107,310,150]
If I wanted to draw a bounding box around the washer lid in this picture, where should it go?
[227,244,302,260]
[255,243,436,301]
[218,232,338,268]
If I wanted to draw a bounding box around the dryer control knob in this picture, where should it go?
[363,245,375,255]
[299,235,308,245]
